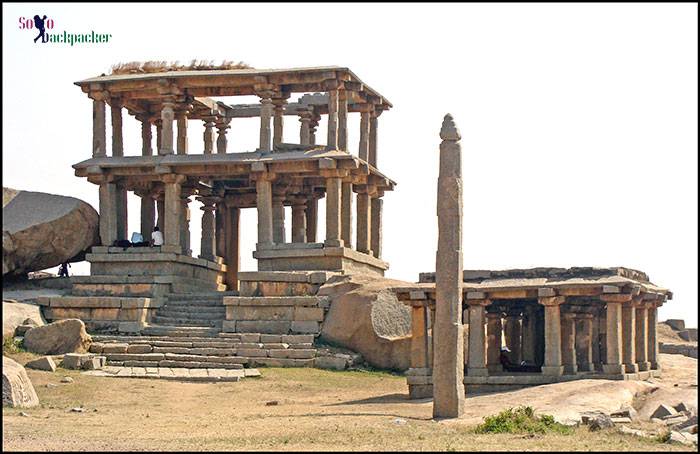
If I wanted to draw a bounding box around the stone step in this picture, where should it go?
[102,351,317,368]
[164,300,225,307]
[151,316,223,327]
[157,305,226,314]
[165,293,233,301]
[91,333,316,345]
[223,296,329,307]
[156,309,225,319]
[83,366,260,382]
[141,325,221,337]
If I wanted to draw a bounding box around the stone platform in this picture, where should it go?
[83,365,261,382]
[253,244,388,276]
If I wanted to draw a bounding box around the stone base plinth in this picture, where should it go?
[222,295,330,335]
[624,363,639,374]
[253,244,388,275]
[237,270,338,297]
[578,363,595,372]
[602,363,625,374]
[637,361,651,371]
[563,364,578,375]
[541,365,564,376]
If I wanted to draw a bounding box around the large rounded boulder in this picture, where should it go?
[2,187,99,277]
[2,356,39,408]
[23,319,91,355]
[318,274,412,371]
[2,299,45,339]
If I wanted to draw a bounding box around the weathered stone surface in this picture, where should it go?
[25,356,57,372]
[2,356,39,408]
[3,300,45,339]
[651,404,678,420]
[2,188,99,277]
[23,319,91,355]
[665,319,685,331]
[584,412,614,431]
[678,329,698,342]
[319,273,412,371]
[62,353,93,369]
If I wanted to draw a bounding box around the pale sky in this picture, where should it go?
[3,3,697,325]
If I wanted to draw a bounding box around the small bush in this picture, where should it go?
[474,406,573,435]
[655,429,671,443]
[2,336,24,354]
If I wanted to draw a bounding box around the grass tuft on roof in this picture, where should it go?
[110,60,253,75]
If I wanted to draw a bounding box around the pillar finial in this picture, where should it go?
[440,113,461,142]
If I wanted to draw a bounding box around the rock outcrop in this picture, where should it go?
[2,300,45,339]
[2,356,39,408]
[318,274,412,371]
[23,319,91,355]
[2,187,99,277]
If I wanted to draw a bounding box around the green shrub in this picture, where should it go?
[2,336,24,354]
[474,406,573,435]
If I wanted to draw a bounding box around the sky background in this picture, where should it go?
[3,3,697,325]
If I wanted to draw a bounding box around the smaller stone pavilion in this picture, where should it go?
[395,267,672,396]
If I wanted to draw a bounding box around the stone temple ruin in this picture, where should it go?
[38,64,672,392]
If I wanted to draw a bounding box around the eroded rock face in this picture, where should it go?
[318,274,412,371]
[2,187,99,277]
[23,319,91,355]
[2,300,45,339]
[2,356,39,408]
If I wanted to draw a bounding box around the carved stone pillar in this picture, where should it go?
[576,314,595,372]
[138,115,153,156]
[359,110,370,161]
[486,311,503,373]
[199,198,216,261]
[272,95,289,148]
[176,109,189,155]
[355,187,372,254]
[162,174,184,248]
[98,181,117,245]
[338,89,348,151]
[369,110,379,167]
[160,98,175,155]
[371,196,383,259]
[561,312,577,375]
[272,195,286,244]
[92,95,107,157]
[635,301,650,371]
[216,119,230,154]
[299,109,312,145]
[602,295,625,375]
[341,182,353,248]
[139,191,155,238]
[540,296,565,376]
[180,195,191,255]
[622,300,638,373]
[203,118,216,154]
[467,300,489,376]
[647,303,659,370]
[257,90,274,152]
[326,82,339,149]
[291,201,307,243]
[504,311,522,364]
[111,99,123,157]
[305,195,318,243]
[324,176,343,247]
[255,175,274,247]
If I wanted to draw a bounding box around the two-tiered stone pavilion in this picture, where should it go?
[72,66,394,295]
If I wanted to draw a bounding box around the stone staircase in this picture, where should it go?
[149,292,232,329]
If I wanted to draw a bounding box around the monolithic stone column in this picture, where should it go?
[356,188,372,255]
[647,303,659,370]
[272,96,288,147]
[591,312,601,370]
[540,296,565,376]
[160,99,175,155]
[369,111,379,167]
[635,302,650,371]
[180,196,191,255]
[432,113,465,418]
[258,91,273,152]
[359,110,370,161]
[309,112,320,146]
[199,199,216,261]
[576,314,595,372]
[140,117,153,156]
[291,202,307,243]
[98,181,117,246]
[272,195,286,244]
[486,311,503,373]
[521,306,537,364]
[338,90,348,151]
[299,110,312,145]
[216,119,230,154]
[305,195,318,243]
[504,311,522,364]
[115,182,128,241]
[622,300,638,373]
[341,182,354,248]
[602,297,624,375]
[162,174,184,248]
[215,200,225,258]
[176,110,188,155]
[326,84,339,149]
[111,100,123,157]
[225,206,240,292]
[467,300,489,376]
[92,97,107,157]
[139,193,155,238]
[156,199,164,230]
[411,305,430,369]
[255,177,274,247]
[371,196,383,259]
[203,119,215,154]
[561,312,577,375]
[324,176,343,247]
[156,120,162,152]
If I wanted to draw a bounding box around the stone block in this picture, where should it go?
[239,333,261,343]
[679,329,698,342]
[102,343,129,353]
[118,321,144,333]
[291,321,320,334]
[91,308,121,320]
[62,353,92,369]
[81,358,102,370]
[665,319,685,331]
[25,356,57,372]
[229,306,295,321]
[88,343,104,354]
[237,348,268,358]
[268,349,316,359]
[127,344,153,354]
[294,307,325,322]
[651,404,678,420]
[264,343,290,350]
[260,334,282,343]
[253,357,314,368]
[314,356,347,370]
[236,321,291,334]
[281,334,315,344]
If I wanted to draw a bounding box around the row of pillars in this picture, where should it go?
[91,88,381,166]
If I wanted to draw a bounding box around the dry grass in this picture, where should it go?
[3,351,694,452]
[110,60,252,75]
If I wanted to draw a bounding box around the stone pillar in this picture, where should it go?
[305,195,318,243]
[156,120,162,152]
[540,296,565,376]
[561,312,577,375]
[255,177,274,247]
[156,199,164,230]
[225,205,240,292]
[369,110,379,167]
[199,199,216,261]
[176,110,188,155]
[521,306,537,364]
[98,182,117,246]
[140,117,153,156]
[272,195,286,244]
[326,84,339,149]
[139,193,155,237]
[338,90,348,151]
[486,311,503,373]
[371,196,383,259]
[111,100,123,157]
[411,305,430,369]
[162,174,184,248]
[341,182,354,248]
[160,99,175,155]
[115,182,128,241]
[359,110,370,161]
[504,311,522,364]
[203,119,215,154]
[272,96,288,148]
[356,188,372,254]
[602,297,624,375]
[309,112,320,146]
[299,110,312,145]
[291,202,307,243]
[467,300,489,376]
[258,91,273,152]
[432,112,465,418]
[591,312,601,370]
[621,300,638,373]
[324,176,343,247]
[92,97,107,157]
[216,119,230,154]
[179,196,191,255]
[635,302,650,371]
[647,303,659,370]
[215,199,226,259]
[576,314,595,372]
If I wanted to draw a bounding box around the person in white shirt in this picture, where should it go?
[151,226,164,247]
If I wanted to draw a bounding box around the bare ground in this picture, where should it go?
[2,352,696,451]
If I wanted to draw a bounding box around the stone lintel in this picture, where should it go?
[600,293,633,304]
[538,296,566,306]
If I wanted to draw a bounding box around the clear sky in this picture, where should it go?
[3,3,697,326]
